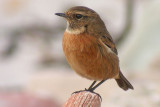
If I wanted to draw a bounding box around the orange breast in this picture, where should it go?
[62,32,119,80]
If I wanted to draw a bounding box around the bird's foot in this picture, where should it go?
[71,88,93,95]
[72,88,102,101]
[85,88,102,101]
[72,90,86,95]
[85,88,94,92]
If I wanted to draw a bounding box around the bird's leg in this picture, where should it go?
[88,80,106,92]
[72,81,97,94]
[86,81,97,90]
[72,80,104,100]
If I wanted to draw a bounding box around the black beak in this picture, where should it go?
[55,13,66,17]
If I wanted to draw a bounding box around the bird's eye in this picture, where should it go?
[75,14,83,19]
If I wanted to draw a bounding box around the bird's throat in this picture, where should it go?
[66,22,86,35]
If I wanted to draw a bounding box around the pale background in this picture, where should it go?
[0,0,160,107]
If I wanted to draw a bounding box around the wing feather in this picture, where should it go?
[100,34,118,55]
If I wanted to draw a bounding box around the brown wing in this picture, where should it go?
[100,34,118,55]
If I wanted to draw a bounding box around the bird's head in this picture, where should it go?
[55,6,106,35]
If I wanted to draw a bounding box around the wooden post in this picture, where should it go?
[63,91,101,107]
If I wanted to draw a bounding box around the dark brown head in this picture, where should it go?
[55,6,107,36]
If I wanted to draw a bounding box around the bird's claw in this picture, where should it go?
[71,89,102,101]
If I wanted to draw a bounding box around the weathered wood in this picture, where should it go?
[63,91,101,107]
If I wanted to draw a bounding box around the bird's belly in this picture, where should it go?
[66,51,108,80]
[63,32,119,80]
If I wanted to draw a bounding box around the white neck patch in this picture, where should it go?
[66,21,86,35]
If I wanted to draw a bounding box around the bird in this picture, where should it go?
[55,6,133,91]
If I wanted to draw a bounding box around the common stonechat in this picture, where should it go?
[55,6,133,91]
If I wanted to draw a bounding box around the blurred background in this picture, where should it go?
[0,0,160,107]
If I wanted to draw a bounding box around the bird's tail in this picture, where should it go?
[115,71,134,91]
